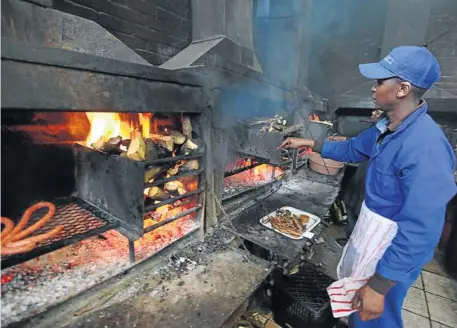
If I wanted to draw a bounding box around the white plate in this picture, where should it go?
[259,207,321,240]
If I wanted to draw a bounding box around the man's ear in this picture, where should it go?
[397,81,412,98]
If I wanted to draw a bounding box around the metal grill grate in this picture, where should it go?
[224,155,259,177]
[271,265,337,327]
[282,265,334,315]
[1,197,120,268]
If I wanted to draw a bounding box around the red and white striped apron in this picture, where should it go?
[327,202,398,318]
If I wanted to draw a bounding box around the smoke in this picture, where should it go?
[216,0,315,128]
[306,0,388,102]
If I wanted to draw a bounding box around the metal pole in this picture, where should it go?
[128,240,135,263]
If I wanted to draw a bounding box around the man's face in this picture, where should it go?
[371,78,414,111]
[371,78,400,111]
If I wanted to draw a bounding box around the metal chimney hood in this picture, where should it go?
[161,0,261,72]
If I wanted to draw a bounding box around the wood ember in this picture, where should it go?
[1,216,199,327]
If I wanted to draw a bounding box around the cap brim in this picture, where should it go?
[359,63,395,79]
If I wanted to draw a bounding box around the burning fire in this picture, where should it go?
[224,162,284,197]
[251,164,284,180]
[308,113,319,121]
[85,112,152,146]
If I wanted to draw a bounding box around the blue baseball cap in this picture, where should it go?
[358,46,441,89]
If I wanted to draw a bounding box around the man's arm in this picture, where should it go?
[278,125,379,164]
[318,125,378,163]
[374,147,456,287]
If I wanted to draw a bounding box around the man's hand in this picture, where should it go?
[352,284,385,321]
[277,137,314,150]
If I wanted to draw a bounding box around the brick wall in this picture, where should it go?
[425,0,457,95]
[53,0,192,65]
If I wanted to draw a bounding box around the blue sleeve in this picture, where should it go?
[321,125,378,163]
[376,147,457,283]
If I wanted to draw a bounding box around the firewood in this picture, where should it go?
[167,167,179,176]
[107,136,122,147]
[185,139,198,150]
[145,166,164,183]
[281,124,303,136]
[177,139,199,156]
[168,130,186,145]
[180,160,199,172]
[145,138,159,160]
[150,134,174,152]
[127,131,146,161]
[146,187,169,200]
[121,138,131,149]
[91,136,106,151]
[164,181,185,192]
[181,115,192,140]
[101,136,123,154]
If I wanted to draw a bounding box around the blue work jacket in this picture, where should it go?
[322,102,456,283]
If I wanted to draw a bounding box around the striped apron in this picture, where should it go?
[327,202,398,318]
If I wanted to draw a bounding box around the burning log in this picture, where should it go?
[164,181,187,196]
[90,135,124,155]
[150,134,174,152]
[91,136,106,151]
[164,181,184,192]
[180,160,199,172]
[145,186,169,200]
[168,130,186,145]
[145,138,160,160]
[178,139,199,156]
[127,131,147,161]
[101,136,123,154]
[178,186,187,196]
[121,138,131,149]
[145,166,165,183]
[167,167,179,176]
[181,115,192,140]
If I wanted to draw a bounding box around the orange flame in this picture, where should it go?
[308,113,319,121]
[85,112,153,145]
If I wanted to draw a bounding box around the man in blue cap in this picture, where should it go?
[279,46,457,327]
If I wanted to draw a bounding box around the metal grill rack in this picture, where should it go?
[271,265,338,327]
[142,145,205,229]
[1,197,120,269]
[224,155,260,177]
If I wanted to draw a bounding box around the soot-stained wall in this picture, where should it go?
[426,0,457,96]
[53,0,192,65]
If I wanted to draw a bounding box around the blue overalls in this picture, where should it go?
[321,102,457,328]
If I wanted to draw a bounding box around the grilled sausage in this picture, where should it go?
[6,225,64,248]
[1,241,37,255]
[0,217,15,240]
[8,202,56,243]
